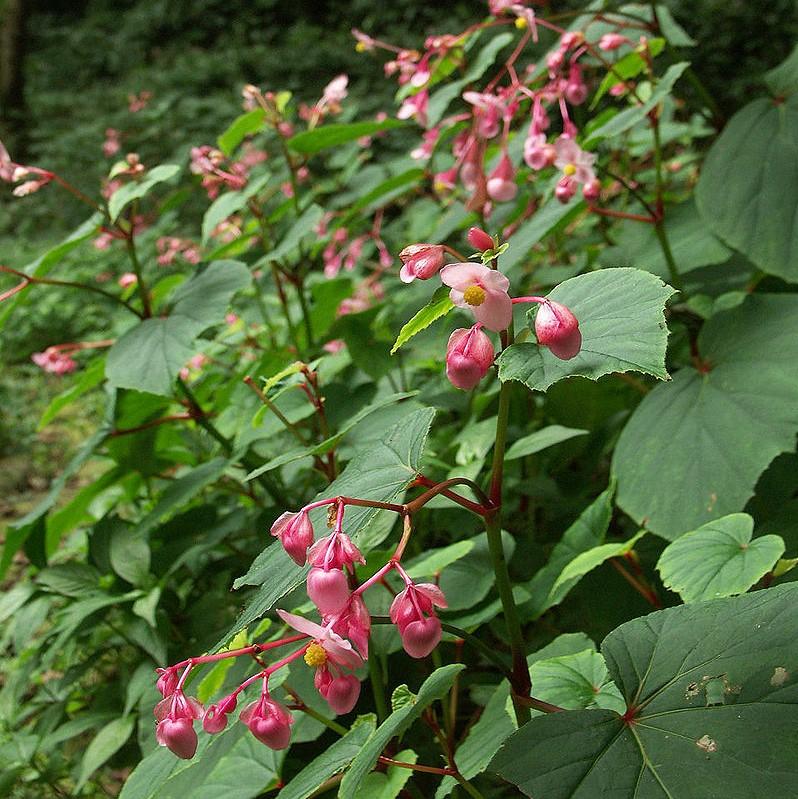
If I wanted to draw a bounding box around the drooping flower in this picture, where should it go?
[398,244,445,283]
[154,690,203,759]
[202,693,238,734]
[270,510,315,566]
[445,326,494,390]
[553,136,596,185]
[397,90,429,127]
[440,262,512,332]
[534,299,582,360]
[523,131,556,170]
[277,611,363,671]
[599,33,629,51]
[390,582,447,658]
[239,693,293,749]
[486,152,518,203]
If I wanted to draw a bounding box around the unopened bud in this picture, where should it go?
[535,300,581,360]
[445,327,495,390]
[467,226,495,252]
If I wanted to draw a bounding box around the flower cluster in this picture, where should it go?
[397,227,582,391]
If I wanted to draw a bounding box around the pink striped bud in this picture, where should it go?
[555,175,577,204]
[467,226,494,252]
[270,511,314,566]
[240,696,293,750]
[324,674,361,714]
[400,616,442,659]
[535,300,581,360]
[398,244,445,283]
[486,153,518,203]
[445,326,495,391]
[156,717,198,759]
[582,178,601,202]
[202,693,238,734]
[307,567,351,615]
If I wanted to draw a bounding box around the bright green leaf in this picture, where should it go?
[391,286,454,354]
[217,109,266,155]
[288,119,405,153]
[109,164,181,222]
[505,425,588,461]
[657,513,784,602]
[76,715,136,792]
[201,173,270,245]
[497,268,675,392]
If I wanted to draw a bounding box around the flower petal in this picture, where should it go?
[277,609,325,639]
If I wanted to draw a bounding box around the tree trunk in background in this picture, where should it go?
[0,0,28,156]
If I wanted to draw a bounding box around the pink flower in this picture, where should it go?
[154,690,203,759]
[332,594,371,659]
[270,511,315,566]
[440,262,512,332]
[555,176,577,203]
[308,532,364,570]
[445,326,495,390]
[524,131,556,170]
[322,74,349,106]
[535,299,582,360]
[397,90,429,127]
[307,567,351,615]
[315,670,361,714]
[118,272,137,288]
[390,583,447,658]
[277,610,363,671]
[398,244,445,283]
[599,33,629,51]
[467,226,494,252]
[462,91,504,139]
[486,152,518,203]
[31,348,77,375]
[352,28,377,52]
[564,64,588,106]
[103,128,121,157]
[553,136,596,185]
[410,127,440,161]
[239,694,293,749]
[582,178,601,201]
[433,166,458,193]
[156,667,179,697]
[202,693,238,734]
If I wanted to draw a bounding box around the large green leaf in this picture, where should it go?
[657,513,785,603]
[765,43,798,97]
[613,294,798,539]
[696,95,798,281]
[106,260,251,395]
[109,164,181,221]
[497,268,675,392]
[288,119,405,153]
[338,664,465,799]
[219,408,435,645]
[119,722,281,799]
[505,425,588,461]
[275,717,376,799]
[217,109,266,155]
[76,716,136,792]
[258,204,325,263]
[491,585,798,798]
[201,173,270,245]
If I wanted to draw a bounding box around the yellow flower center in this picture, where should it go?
[355,41,367,53]
[514,16,527,30]
[463,285,487,306]
[563,163,577,177]
[304,643,327,668]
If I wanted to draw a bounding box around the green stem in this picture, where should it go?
[125,233,152,317]
[270,262,301,352]
[485,328,531,725]
[296,275,314,348]
[368,653,389,722]
[453,773,487,799]
[439,622,511,679]
[651,118,683,292]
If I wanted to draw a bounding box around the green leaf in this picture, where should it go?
[586,62,689,143]
[288,119,405,153]
[38,358,106,430]
[106,260,251,395]
[613,294,798,539]
[76,716,136,792]
[36,563,100,597]
[352,749,416,799]
[202,173,270,245]
[657,513,785,602]
[764,43,798,97]
[275,717,376,799]
[119,722,281,799]
[696,95,798,281]
[549,530,646,599]
[499,199,585,275]
[245,392,417,478]
[521,484,615,619]
[220,408,435,645]
[217,109,266,155]
[505,425,588,461]
[0,214,103,329]
[592,39,666,107]
[109,164,181,221]
[347,168,425,216]
[427,33,514,126]
[609,198,732,280]
[405,540,475,580]
[258,204,324,264]
[339,664,465,799]
[497,268,675,392]
[435,634,595,798]
[391,286,454,354]
[491,585,798,798]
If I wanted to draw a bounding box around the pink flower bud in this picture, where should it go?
[445,326,495,391]
[486,153,517,203]
[564,64,588,106]
[307,567,351,615]
[270,511,315,566]
[332,594,371,658]
[400,616,442,658]
[535,300,582,360]
[202,694,238,734]
[555,175,577,204]
[582,178,601,202]
[240,696,293,750]
[324,674,361,714]
[467,227,494,252]
[156,668,179,697]
[547,49,565,71]
[398,244,445,283]
[308,532,364,570]
[156,717,198,759]
[599,33,628,51]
